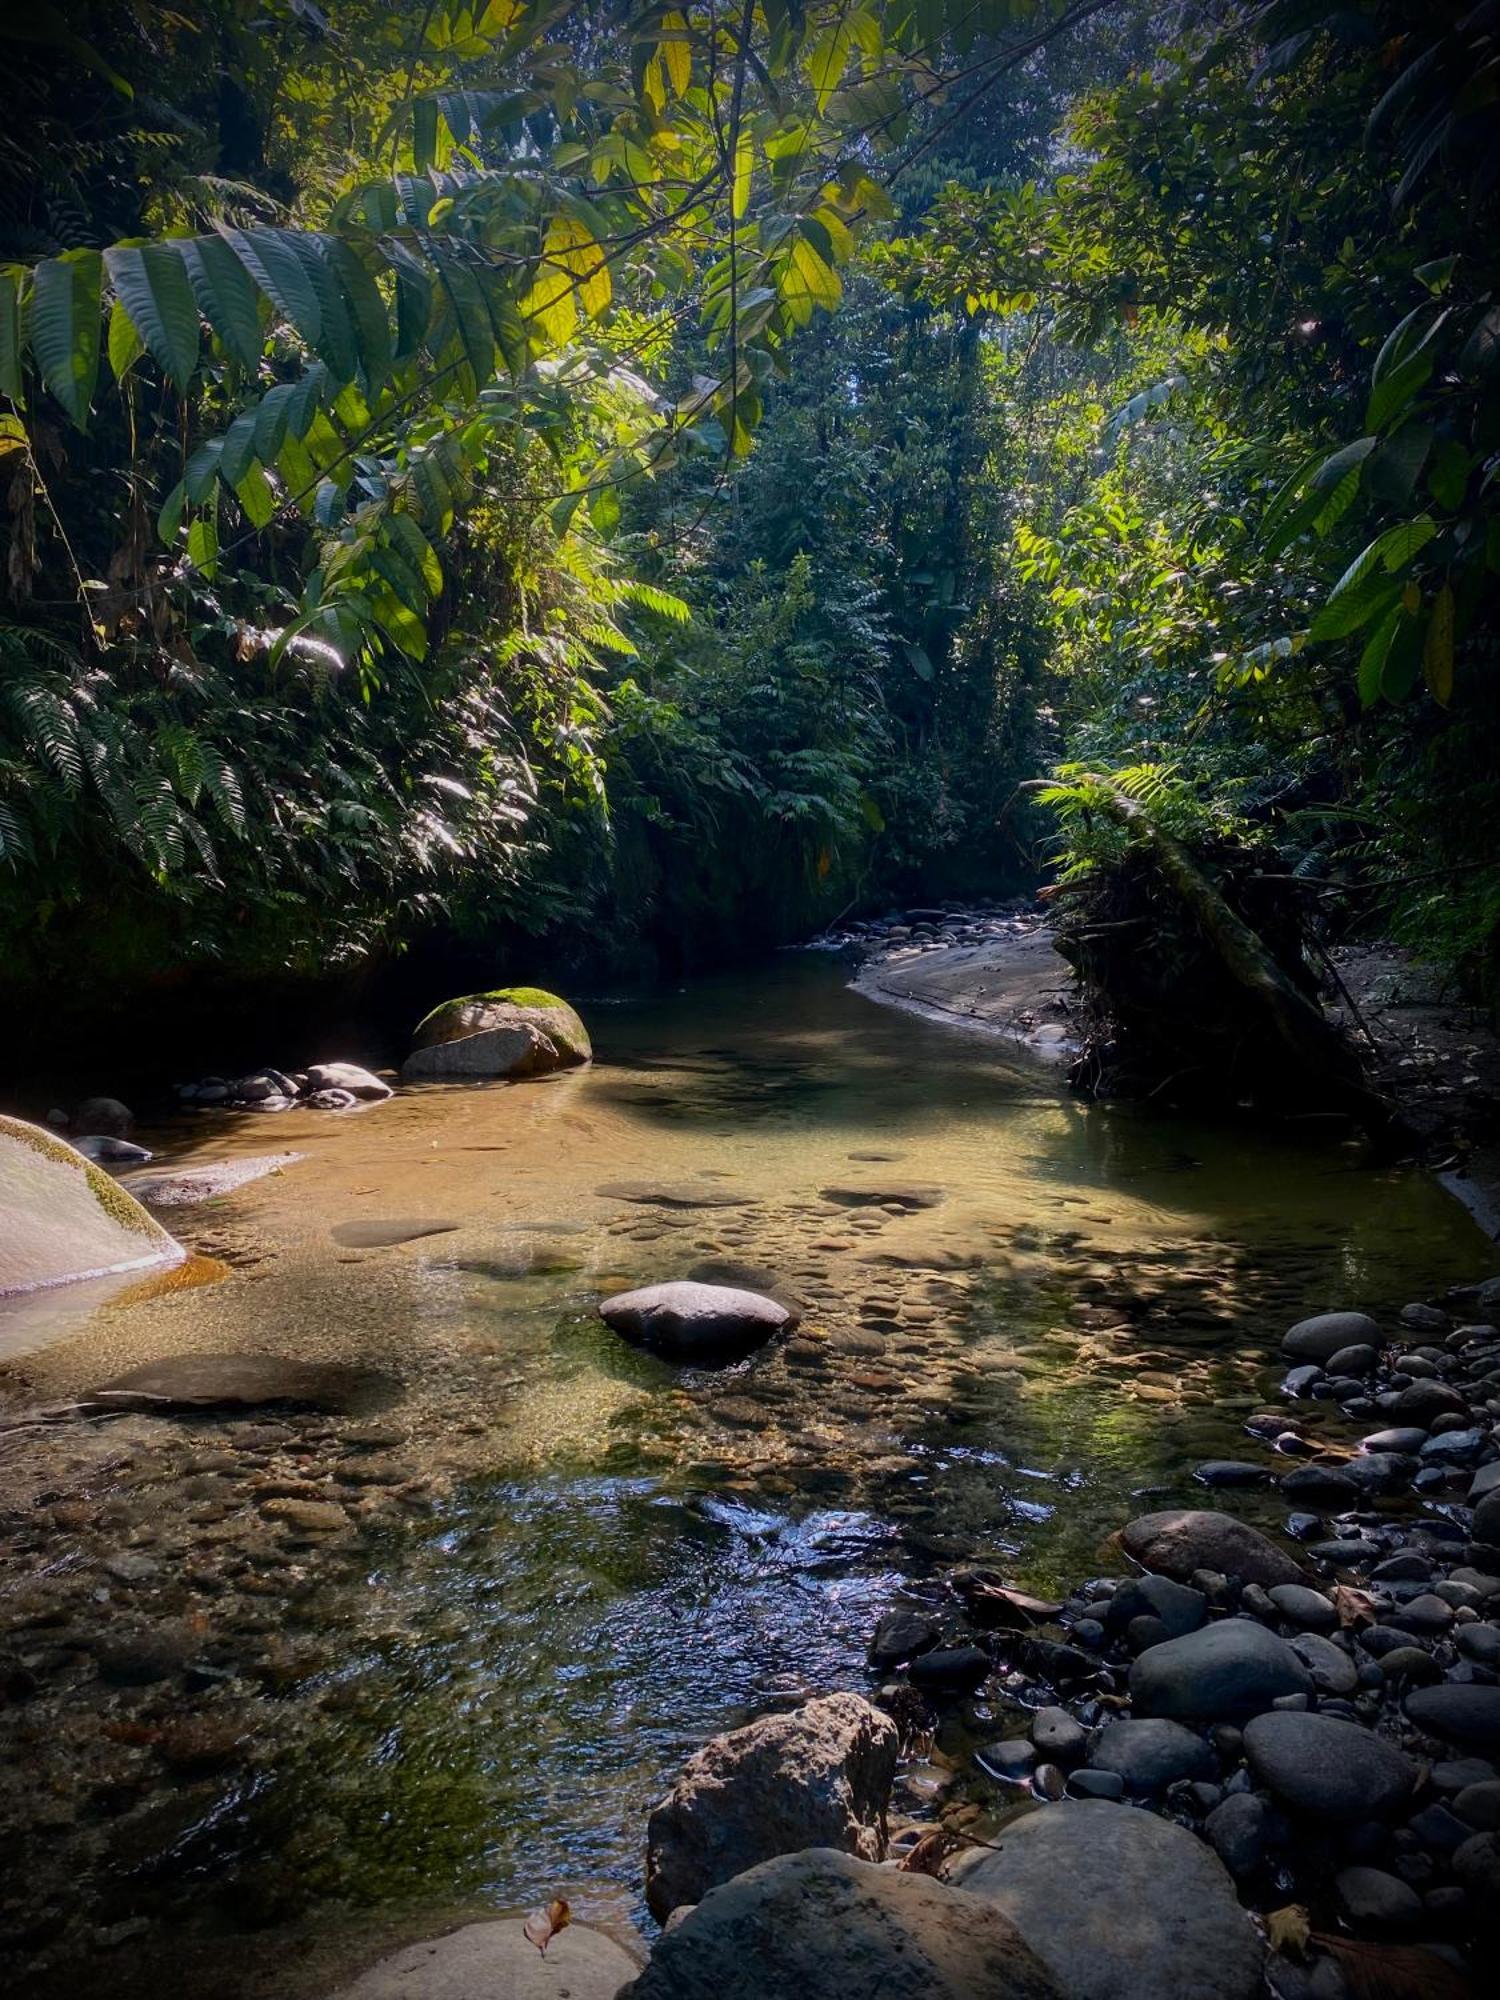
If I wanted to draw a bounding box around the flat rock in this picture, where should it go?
[1119,1510,1303,1588]
[597,1182,750,1209]
[1243,1710,1416,1820]
[90,1352,376,1413]
[643,1693,898,1922]
[601,1281,791,1362]
[1,1114,183,1296]
[1281,1312,1381,1363]
[947,1799,1263,2000]
[1287,1631,1359,1695]
[124,1153,304,1207]
[329,1919,642,2000]
[1129,1618,1312,1721]
[330,1219,459,1248]
[1404,1683,1500,1755]
[819,1184,945,1210]
[621,1849,1062,2000]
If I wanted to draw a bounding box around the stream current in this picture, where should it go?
[0,955,1491,1996]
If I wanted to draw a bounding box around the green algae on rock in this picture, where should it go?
[0,1113,184,1296]
[402,988,591,1081]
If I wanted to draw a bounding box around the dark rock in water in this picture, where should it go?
[96,1623,195,1686]
[1195,1461,1268,1489]
[869,1609,940,1671]
[1325,1343,1377,1376]
[1287,1632,1359,1695]
[1104,1574,1208,1640]
[600,1280,791,1361]
[818,1183,945,1211]
[1337,1452,1414,1497]
[1066,1768,1125,1801]
[908,1645,991,1696]
[1131,1619,1312,1722]
[1335,1867,1422,1929]
[1391,1379,1470,1425]
[643,1694,897,1923]
[1362,1428,1430,1456]
[947,1798,1263,2000]
[597,1182,750,1209]
[1031,1707,1088,1767]
[1281,1312,1380,1364]
[620,1849,1064,2000]
[1280,1463,1360,1508]
[1472,1487,1500,1547]
[73,1095,134,1137]
[1243,1710,1416,1821]
[1204,1791,1272,1878]
[1402,1302,1450,1333]
[1452,1830,1500,1904]
[90,1352,380,1413]
[1120,1511,1304,1588]
[1088,1718,1215,1793]
[330,1218,459,1248]
[976,1738,1038,1783]
[1405,1684,1500,1755]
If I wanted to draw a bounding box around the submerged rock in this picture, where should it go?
[643,1692,898,1922]
[330,1918,642,2000]
[72,1095,135,1137]
[947,1799,1263,2000]
[622,1849,1062,2000]
[1119,1509,1304,1588]
[601,1280,792,1361]
[402,986,590,1081]
[122,1153,302,1206]
[0,1114,183,1296]
[89,1352,379,1413]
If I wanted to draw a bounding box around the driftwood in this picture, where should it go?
[1038,777,1411,1150]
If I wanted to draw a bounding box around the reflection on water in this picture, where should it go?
[1,957,1491,1995]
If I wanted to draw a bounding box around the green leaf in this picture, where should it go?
[433,249,495,383]
[234,461,276,530]
[104,242,199,389]
[106,298,144,380]
[327,240,392,387]
[220,226,323,352]
[1423,582,1454,705]
[219,407,261,487]
[186,514,219,579]
[1366,421,1432,507]
[386,513,443,597]
[181,235,264,369]
[1366,348,1434,431]
[1428,439,1470,511]
[806,21,853,114]
[30,249,103,429]
[1357,603,1400,707]
[0,272,24,404]
[1381,606,1424,700]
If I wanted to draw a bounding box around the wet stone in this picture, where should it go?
[1243,1710,1416,1822]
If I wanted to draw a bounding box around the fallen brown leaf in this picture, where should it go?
[523,1898,571,1956]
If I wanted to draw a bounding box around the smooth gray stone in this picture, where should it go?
[1087,1718,1215,1793]
[1243,1710,1416,1821]
[1130,1619,1312,1721]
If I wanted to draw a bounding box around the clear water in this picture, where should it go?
[1,957,1490,1996]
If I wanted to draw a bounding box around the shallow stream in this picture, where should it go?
[0,956,1491,1996]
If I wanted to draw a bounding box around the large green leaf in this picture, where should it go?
[0,272,24,404]
[30,249,103,428]
[104,242,199,389]
[220,226,324,352]
[181,235,264,369]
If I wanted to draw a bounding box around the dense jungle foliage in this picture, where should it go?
[0,1,1496,1049]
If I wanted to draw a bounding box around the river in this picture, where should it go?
[0,955,1490,1997]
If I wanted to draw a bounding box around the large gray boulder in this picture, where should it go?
[401,987,590,1081]
[1119,1509,1304,1588]
[601,1281,792,1362]
[1129,1618,1312,1721]
[644,1693,898,1922]
[328,1918,642,2000]
[947,1800,1263,2000]
[1404,1683,1500,1755]
[1087,1718,1215,1793]
[0,1114,183,1297]
[621,1849,1062,2000]
[1243,1711,1416,1821]
[1281,1311,1381,1363]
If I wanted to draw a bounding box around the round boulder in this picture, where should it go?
[1404,1683,1500,1756]
[1119,1510,1303,1588]
[1087,1718,1215,1793]
[329,1918,642,2000]
[1243,1710,1416,1821]
[0,1115,183,1297]
[601,1280,792,1362]
[402,987,591,1082]
[621,1849,1063,2000]
[947,1799,1263,2000]
[1129,1619,1312,1721]
[1281,1312,1381,1364]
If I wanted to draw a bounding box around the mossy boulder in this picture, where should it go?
[0,1114,183,1297]
[401,987,591,1082]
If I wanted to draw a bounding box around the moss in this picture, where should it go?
[412,988,590,1062]
[0,1113,166,1240]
